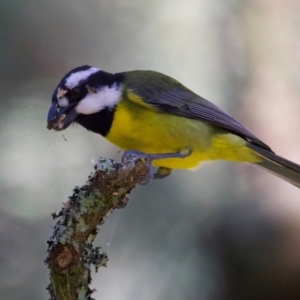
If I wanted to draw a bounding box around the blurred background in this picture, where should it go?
[1,0,300,299]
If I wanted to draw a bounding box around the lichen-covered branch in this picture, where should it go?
[45,158,148,300]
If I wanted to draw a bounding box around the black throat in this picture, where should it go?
[75,107,116,137]
[73,71,124,136]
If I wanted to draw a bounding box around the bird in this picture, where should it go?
[47,65,300,187]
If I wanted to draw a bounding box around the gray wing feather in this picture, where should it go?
[248,143,300,188]
[126,70,271,151]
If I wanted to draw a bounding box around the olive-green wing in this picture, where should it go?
[124,70,271,151]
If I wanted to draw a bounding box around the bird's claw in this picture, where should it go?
[117,193,131,209]
[121,148,192,185]
[121,151,153,185]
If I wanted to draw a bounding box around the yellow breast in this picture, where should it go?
[106,98,260,169]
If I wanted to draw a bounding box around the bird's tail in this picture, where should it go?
[247,143,300,188]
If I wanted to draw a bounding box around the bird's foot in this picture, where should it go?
[121,148,192,185]
[153,167,172,179]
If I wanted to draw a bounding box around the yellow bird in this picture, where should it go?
[47,65,300,187]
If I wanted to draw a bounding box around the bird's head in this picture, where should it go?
[47,65,123,133]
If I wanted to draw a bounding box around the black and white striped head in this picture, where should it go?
[47,65,123,133]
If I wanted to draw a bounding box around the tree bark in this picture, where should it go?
[45,158,148,300]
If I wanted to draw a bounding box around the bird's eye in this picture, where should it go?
[70,87,81,100]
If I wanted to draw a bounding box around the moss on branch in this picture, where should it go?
[45,158,148,300]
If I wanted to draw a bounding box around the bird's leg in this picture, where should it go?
[121,148,192,163]
[121,148,192,184]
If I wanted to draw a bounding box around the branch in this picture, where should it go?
[45,157,148,300]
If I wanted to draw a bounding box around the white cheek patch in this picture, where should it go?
[58,97,69,107]
[65,67,100,89]
[75,85,122,115]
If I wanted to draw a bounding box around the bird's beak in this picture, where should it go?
[47,102,79,131]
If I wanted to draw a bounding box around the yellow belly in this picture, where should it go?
[106,99,260,169]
